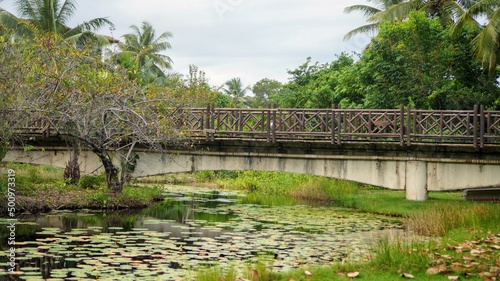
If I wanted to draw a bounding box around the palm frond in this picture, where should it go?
[73,17,114,32]
[56,0,76,25]
[369,1,421,22]
[344,23,379,40]
[344,5,381,17]
[471,5,500,73]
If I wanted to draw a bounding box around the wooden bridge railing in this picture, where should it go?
[10,105,500,148]
[173,105,500,147]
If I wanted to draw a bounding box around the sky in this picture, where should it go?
[0,0,372,89]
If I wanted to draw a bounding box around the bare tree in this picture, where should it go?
[1,31,189,192]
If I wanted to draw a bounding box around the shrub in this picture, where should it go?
[79,174,106,189]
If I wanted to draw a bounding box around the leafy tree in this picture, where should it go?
[0,0,114,46]
[116,21,173,81]
[0,32,190,192]
[345,11,499,109]
[222,77,249,107]
[249,78,282,108]
[276,54,356,108]
[214,92,232,108]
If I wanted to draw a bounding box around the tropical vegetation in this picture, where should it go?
[1,0,500,190]
[0,0,114,46]
[114,21,173,84]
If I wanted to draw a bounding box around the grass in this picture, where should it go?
[0,163,164,213]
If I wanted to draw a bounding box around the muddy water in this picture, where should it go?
[0,185,403,280]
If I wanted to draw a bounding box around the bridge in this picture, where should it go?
[3,105,500,201]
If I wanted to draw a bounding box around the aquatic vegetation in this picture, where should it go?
[0,186,403,280]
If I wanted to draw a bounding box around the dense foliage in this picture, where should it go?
[272,11,500,110]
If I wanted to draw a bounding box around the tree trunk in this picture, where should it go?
[64,144,80,185]
[94,149,123,193]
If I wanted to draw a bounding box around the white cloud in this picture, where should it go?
[0,0,371,87]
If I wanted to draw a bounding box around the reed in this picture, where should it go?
[369,233,434,272]
[406,202,500,236]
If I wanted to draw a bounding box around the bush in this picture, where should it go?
[79,174,106,189]
[196,171,216,182]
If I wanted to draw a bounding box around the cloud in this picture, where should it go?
[0,0,371,87]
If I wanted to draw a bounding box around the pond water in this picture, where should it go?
[0,185,404,280]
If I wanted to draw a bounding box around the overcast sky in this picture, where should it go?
[0,0,372,88]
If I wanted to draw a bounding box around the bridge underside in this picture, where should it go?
[3,141,500,201]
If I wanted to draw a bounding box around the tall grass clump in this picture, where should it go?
[369,233,434,273]
[195,265,239,281]
[289,177,360,204]
[215,171,308,194]
[406,202,500,236]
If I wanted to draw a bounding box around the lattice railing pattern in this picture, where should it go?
[10,106,500,147]
[411,110,476,139]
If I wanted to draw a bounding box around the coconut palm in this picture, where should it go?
[222,78,249,107]
[116,21,173,78]
[451,0,500,75]
[0,0,114,46]
[370,0,475,25]
[343,0,406,40]
[344,0,475,40]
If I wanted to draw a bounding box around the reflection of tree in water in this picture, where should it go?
[60,216,79,232]
[0,223,41,250]
[77,212,141,232]
[142,199,236,224]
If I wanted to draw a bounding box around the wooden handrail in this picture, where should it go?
[7,106,500,147]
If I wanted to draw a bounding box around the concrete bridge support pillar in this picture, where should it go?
[405,161,428,201]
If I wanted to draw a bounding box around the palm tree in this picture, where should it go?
[451,0,500,75]
[0,0,114,46]
[343,0,406,40]
[222,78,249,107]
[116,21,173,78]
[344,0,474,40]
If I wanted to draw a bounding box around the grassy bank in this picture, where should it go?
[0,163,163,214]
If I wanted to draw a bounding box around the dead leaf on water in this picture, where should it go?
[448,276,459,280]
[304,270,312,277]
[337,272,346,278]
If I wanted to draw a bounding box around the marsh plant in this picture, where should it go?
[369,233,434,273]
[407,202,500,236]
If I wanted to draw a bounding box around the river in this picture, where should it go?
[0,185,403,280]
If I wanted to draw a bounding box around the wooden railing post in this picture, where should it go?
[272,104,277,143]
[473,105,478,148]
[210,104,215,141]
[399,104,404,146]
[266,104,271,143]
[337,105,342,145]
[331,104,336,144]
[406,105,411,146]
[480,105,485,148]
